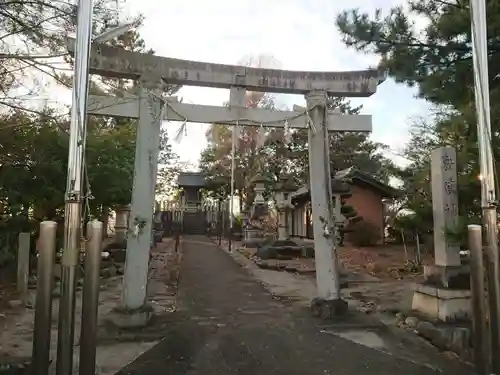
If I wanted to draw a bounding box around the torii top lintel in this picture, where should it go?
[66,38,386,97]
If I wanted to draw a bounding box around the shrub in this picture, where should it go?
[348,221,381,247]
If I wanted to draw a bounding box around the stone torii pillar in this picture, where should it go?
[306,91,347,317]
[110,74,164,327]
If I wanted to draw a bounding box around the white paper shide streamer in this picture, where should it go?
[283,119,292,145]
[256,124,266,149]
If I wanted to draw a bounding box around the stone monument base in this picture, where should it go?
[411,283,471,322]
[424,264,470,289]
[310,297,348,319]
[106,304,154,328]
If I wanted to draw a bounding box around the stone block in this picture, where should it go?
[310,297,348,319]
[106,304,154,328]
[256,244,277,260]
[411,283,471,322]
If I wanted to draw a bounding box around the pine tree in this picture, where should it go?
[331,179,362,246]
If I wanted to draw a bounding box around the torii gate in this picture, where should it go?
[67,39,385,324]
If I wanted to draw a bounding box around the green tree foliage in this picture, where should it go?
[289,97,395,185]
[331,180,360,246]
[335,0,500,109]
[0,4,179,263]
[200,93,395,212]
[335,0,490,243]
[1,0,130,108]
[199,91,284,210]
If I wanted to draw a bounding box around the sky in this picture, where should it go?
[119,0,431,168]
[45,0,432,169]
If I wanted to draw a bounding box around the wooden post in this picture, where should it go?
[17,232,31,302]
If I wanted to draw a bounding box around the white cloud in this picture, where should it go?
[122,0,431,167]
[27,0,431,168]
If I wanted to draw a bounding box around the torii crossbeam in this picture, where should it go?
[87,95,372,132]
[67,38,385,97]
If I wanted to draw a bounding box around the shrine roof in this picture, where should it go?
[291,167,400,201]
[177,172,206,187]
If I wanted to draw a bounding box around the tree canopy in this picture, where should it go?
[199,88,395,211]
[335,0,493,244]
[0,1,179,262]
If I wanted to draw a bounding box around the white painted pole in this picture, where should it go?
[57,0,93,373]
[470,1,500,372]
[229,122,236,239]
[228,86,246,251]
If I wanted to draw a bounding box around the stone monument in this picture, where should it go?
[412,146,471,321]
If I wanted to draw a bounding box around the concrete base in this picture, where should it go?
[310,297,348,319]
[107,304,154,328]
[423,264,470,289]
[411,283,471,322]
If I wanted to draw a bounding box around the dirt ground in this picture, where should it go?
[0,263,16,315]
[241,242,432,281]
[338,243,432,314]
[0,237,120,316]
[240,241,433,316]
[0,237,181,375]
[338,243,432,282]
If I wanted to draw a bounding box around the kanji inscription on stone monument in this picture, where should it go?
[431,146,461,266]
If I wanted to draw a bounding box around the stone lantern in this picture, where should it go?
[114,204,131,243]
[251,175,267,219]
[255,176,305,260]
[241,175,267,245]
[274,176,296,240]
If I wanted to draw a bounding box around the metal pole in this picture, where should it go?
[32,221,57,375]
[57,0,94,374]
[470,1,500,373]
[221,201,225,246]
[229,126,236,253]
[468,225,489,375]
[228,87,245,252]
[79,220,103,375]
[218,200,222,246]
